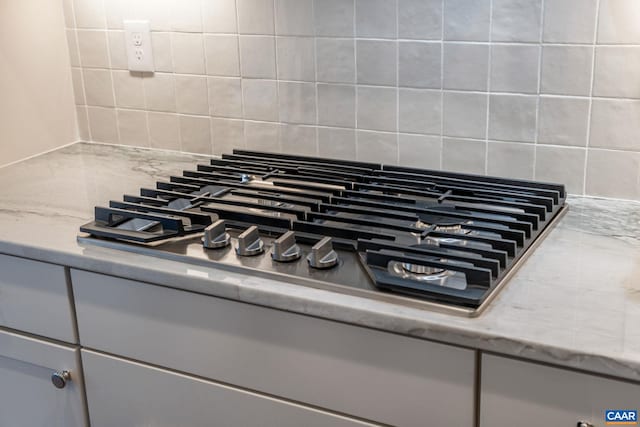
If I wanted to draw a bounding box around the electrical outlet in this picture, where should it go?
[124,20,154,73]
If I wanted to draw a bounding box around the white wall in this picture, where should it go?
[0,0,78,167]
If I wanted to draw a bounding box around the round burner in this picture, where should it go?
[388,260,452,282]
[401,263,445,275]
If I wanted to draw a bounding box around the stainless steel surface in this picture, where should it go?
[271,231,302,262]
[307,237,339,270]
[77,204,569,317]
[51,370,71,389]
[202,220,231,249]
[235,226,264,257]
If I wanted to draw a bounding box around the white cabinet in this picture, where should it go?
[82,349,378,427]
[0,254,76,343]
[72,269,476,427]
[480,354,640,427]
[0,328,87,427]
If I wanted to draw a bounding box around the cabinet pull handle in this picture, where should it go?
[577,422,594,427]
[51,370,71,389]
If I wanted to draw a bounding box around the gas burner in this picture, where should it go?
[388,260,452,282]
[424,223,473,234]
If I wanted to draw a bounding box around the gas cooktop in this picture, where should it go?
[78,150,567,316]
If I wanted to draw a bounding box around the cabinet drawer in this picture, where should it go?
[83,349,377,427]
[0,254,76,342]
[72,270,476,427]
[0,328,87,427]
[480,354,640,427]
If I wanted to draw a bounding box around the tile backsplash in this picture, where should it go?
[65,0,640,200]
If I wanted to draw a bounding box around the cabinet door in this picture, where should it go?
[82,349,378,427]
[73,269,476,427]
[0,328,87,427]
[480,354,640,427]
[0,254,76,342]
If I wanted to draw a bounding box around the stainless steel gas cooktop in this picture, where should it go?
[78,150,567,316]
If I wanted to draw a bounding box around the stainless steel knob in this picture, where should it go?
[307,236,339,269]
[271,231,302,262]
[236,226,264,256]
[51,370,71,389]
[577,422,594,427]
[202,219,231,249]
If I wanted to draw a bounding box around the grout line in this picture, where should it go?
[583,0,602,196]
[484,0,494,176]
[353,0,359,160]
[395,0,400,165]
[532,0,546,180]
[312,0,320,156]
[439,0,445,170]
[234,0,246,151]
[70,0,93,142]
[271,0,282,151]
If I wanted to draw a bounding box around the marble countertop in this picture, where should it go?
[1,142,639,382]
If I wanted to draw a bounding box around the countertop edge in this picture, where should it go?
[2,239,639,384]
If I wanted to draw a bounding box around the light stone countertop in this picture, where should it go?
[1,142,639,382]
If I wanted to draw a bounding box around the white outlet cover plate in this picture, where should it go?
[124,20,154,72]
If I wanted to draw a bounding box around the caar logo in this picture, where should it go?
[606,410,638,425]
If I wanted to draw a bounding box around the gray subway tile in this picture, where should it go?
[535,146,586,194]
[398,0,442,39]
[357,40,397,86]
[491,0,542,42]
[276,37,316,81]
[598,0,640,44]
[398,89,441,134]
[586,149,640,200]
[399,42,441,89]
[593,46,640,98]
[355,0,397,38]
[211,118,245,154]
[208,77,243,118]
[540,46,593,96]
[204,35,240,77]
[275,0,314,36]
[280,124,318,155]
[318,84,356,128]
[357,86,397,132]
[398,134,441,169]
[590,99,640,152]
[538,96,589,147]
[357,130,398,163]
[239,36,276,78]
[487,141,534,179]
[242,79,279,121]
[443,92,487,139]
[237,0,274,34]
[488,94,537,142]
[316,38,355,83]
[314,0,354,37]
[490,44,540,94]
[443,43,489,91]
[442,138,486,174]
[444,0,490,41]
[318,127,356,159]
[278,81,316,124]
[244,121,280,151]
[543,0,597,43]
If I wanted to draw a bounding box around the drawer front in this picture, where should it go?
[0,254,76,343]
[0,328,87,427]
[480,354,640,427]
[83,349,377,427]
[72,270,476,427]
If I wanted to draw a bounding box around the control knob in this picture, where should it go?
[271,231,302,262]
[307,236,339,269]
[236,226,264,256]
[202,219,231,249]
